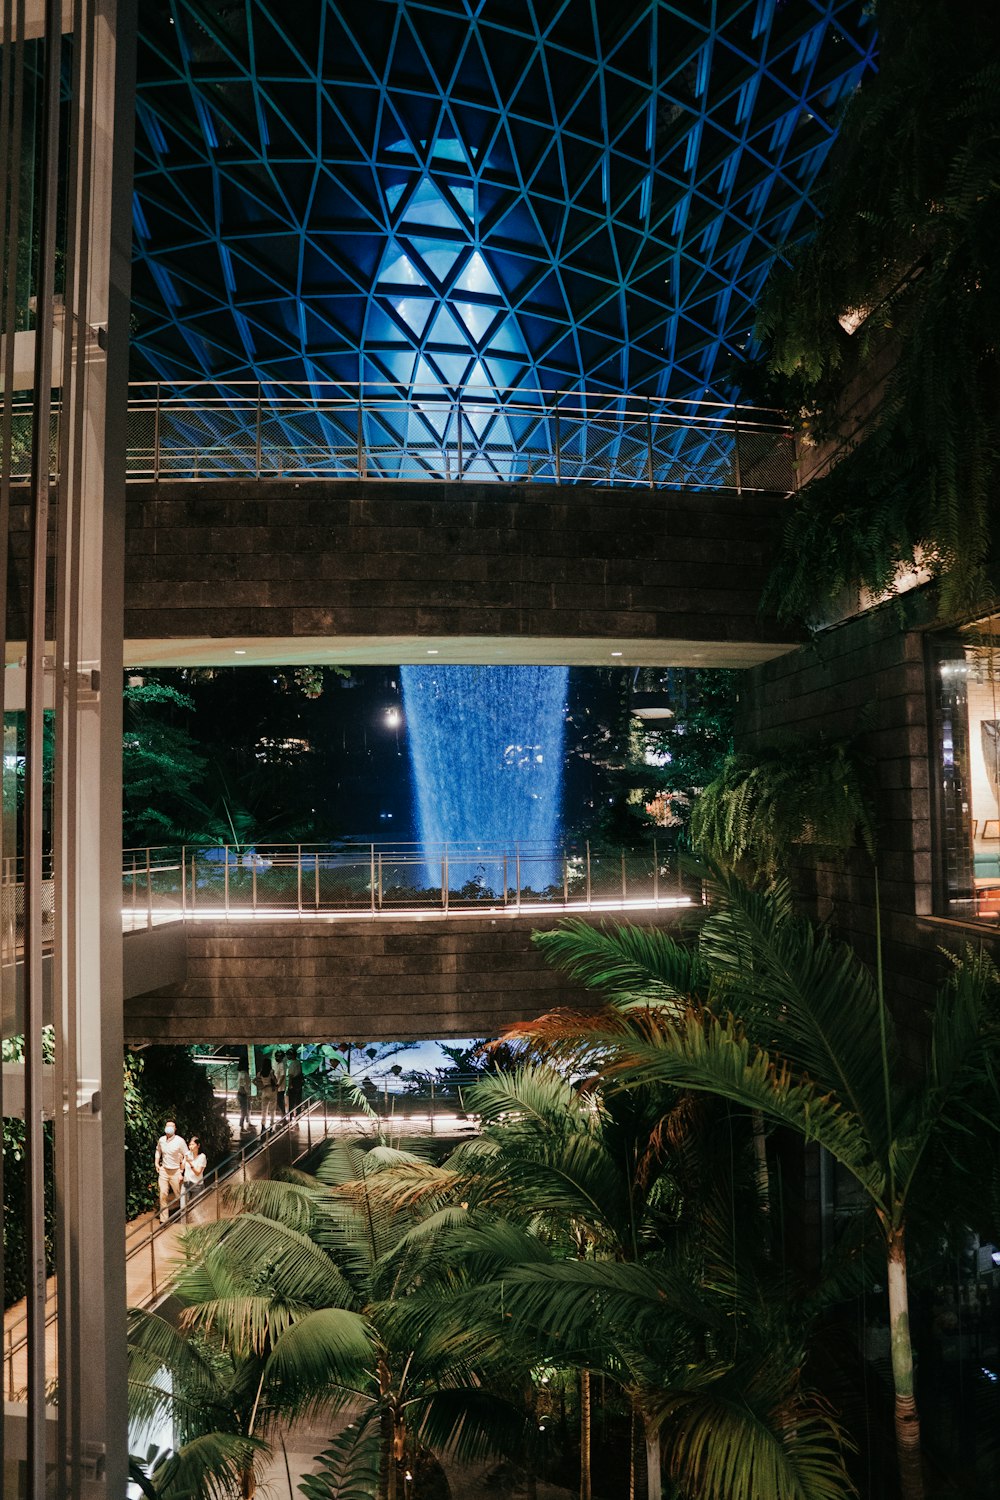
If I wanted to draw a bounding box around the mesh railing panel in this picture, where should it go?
[736,424,797,493]
[118,387,794,492]
[14,389,796,492]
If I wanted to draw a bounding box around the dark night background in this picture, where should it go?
[121,664,736,851]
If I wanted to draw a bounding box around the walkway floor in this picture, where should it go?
[2,1109,312,1400]
[3,1104,479,1400]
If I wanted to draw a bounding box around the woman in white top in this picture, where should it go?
[182,1135,207,1208]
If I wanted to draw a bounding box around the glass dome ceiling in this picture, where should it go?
[131,0,876,401]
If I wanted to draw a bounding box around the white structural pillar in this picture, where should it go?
[1,0,135,1494]
[52,6,136,1494]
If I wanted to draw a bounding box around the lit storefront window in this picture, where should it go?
[930,619,1000,922]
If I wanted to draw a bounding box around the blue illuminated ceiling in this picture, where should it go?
[132,0,876,399]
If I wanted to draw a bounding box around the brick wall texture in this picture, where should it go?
[109,479,799,651]
[123,907,685,1045]
[737,588,995,1022]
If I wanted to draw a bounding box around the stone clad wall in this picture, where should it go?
[115,479,797,655]
[123,907,684,1045]
[737,589,998,1017]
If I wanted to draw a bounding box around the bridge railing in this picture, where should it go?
[3,1096,332,1398]
[6,383,797,492]
[121,840,699,927]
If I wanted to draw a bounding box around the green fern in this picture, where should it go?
[690,738,875,879]
[752,0,1000,623]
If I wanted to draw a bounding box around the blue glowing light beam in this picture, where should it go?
[401,665,569,891]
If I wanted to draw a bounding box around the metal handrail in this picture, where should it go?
[0,842,693,935]
[8,382,797,492]
[4,1097,332,1397]
[124,379,789,421]
[118,837,695,927]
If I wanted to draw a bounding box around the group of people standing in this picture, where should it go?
[154,1121,208,1224]
[236,1047,303,1131]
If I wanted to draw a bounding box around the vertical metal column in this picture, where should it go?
[357,398,366,479]
[23,5,63,1489]
[0,26,26,1392]
[50,5,137,1492]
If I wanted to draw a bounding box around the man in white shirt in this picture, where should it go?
[155,1120,188,1223]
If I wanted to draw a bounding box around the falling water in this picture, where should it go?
[400,664,569,892]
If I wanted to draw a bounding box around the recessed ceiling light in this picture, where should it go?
[234,648,247,655]
[426,649,438,655]
[611,651,623,657]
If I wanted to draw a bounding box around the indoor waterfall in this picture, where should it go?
[400,664,569,893]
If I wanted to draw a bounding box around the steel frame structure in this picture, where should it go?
[0,1,135,1495]
[131,0,876,407]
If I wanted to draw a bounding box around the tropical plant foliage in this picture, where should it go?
[129,1140,533,1499]
[752,0,1000,622]
[689,737,876,878]
[131,1053,861,1500]
[528,873,1000,1499]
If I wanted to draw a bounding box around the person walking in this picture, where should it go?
[181,1135,207,1210]
[255,1059,278,1130]
[285,1047,303,1112]
[236,1064,252,1131]
[155,1120,187,1224]
[273,1049,287,1120]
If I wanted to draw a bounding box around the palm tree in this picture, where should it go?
[128,1182,374,1498]
[464,1065,673,1498]
[528,873,1000,1499]
[366,1063,856,1500]
[132,1142,530,1500]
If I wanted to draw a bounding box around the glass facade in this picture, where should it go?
[930,619,1000,923]
[131,2,877,401]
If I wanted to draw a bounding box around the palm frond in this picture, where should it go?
[596,1005,888,1210]
[220,1176,321,1230]
[127,1308,223,1416]
[659,1381,856,1500]
[299,1413,381,1500]
[190,1213,357,1314]
[532,918,709,1004]
[413,1386,531,1467]
[263,1307,373,1400]
[467,1064,583,1129]
[142,1431,267,1500]
[492,1258,719,1369]
[699,872,897,1159]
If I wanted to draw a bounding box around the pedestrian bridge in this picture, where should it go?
[119,840,695,1045]
[2,841,697,1044]
[6,383,802,669]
